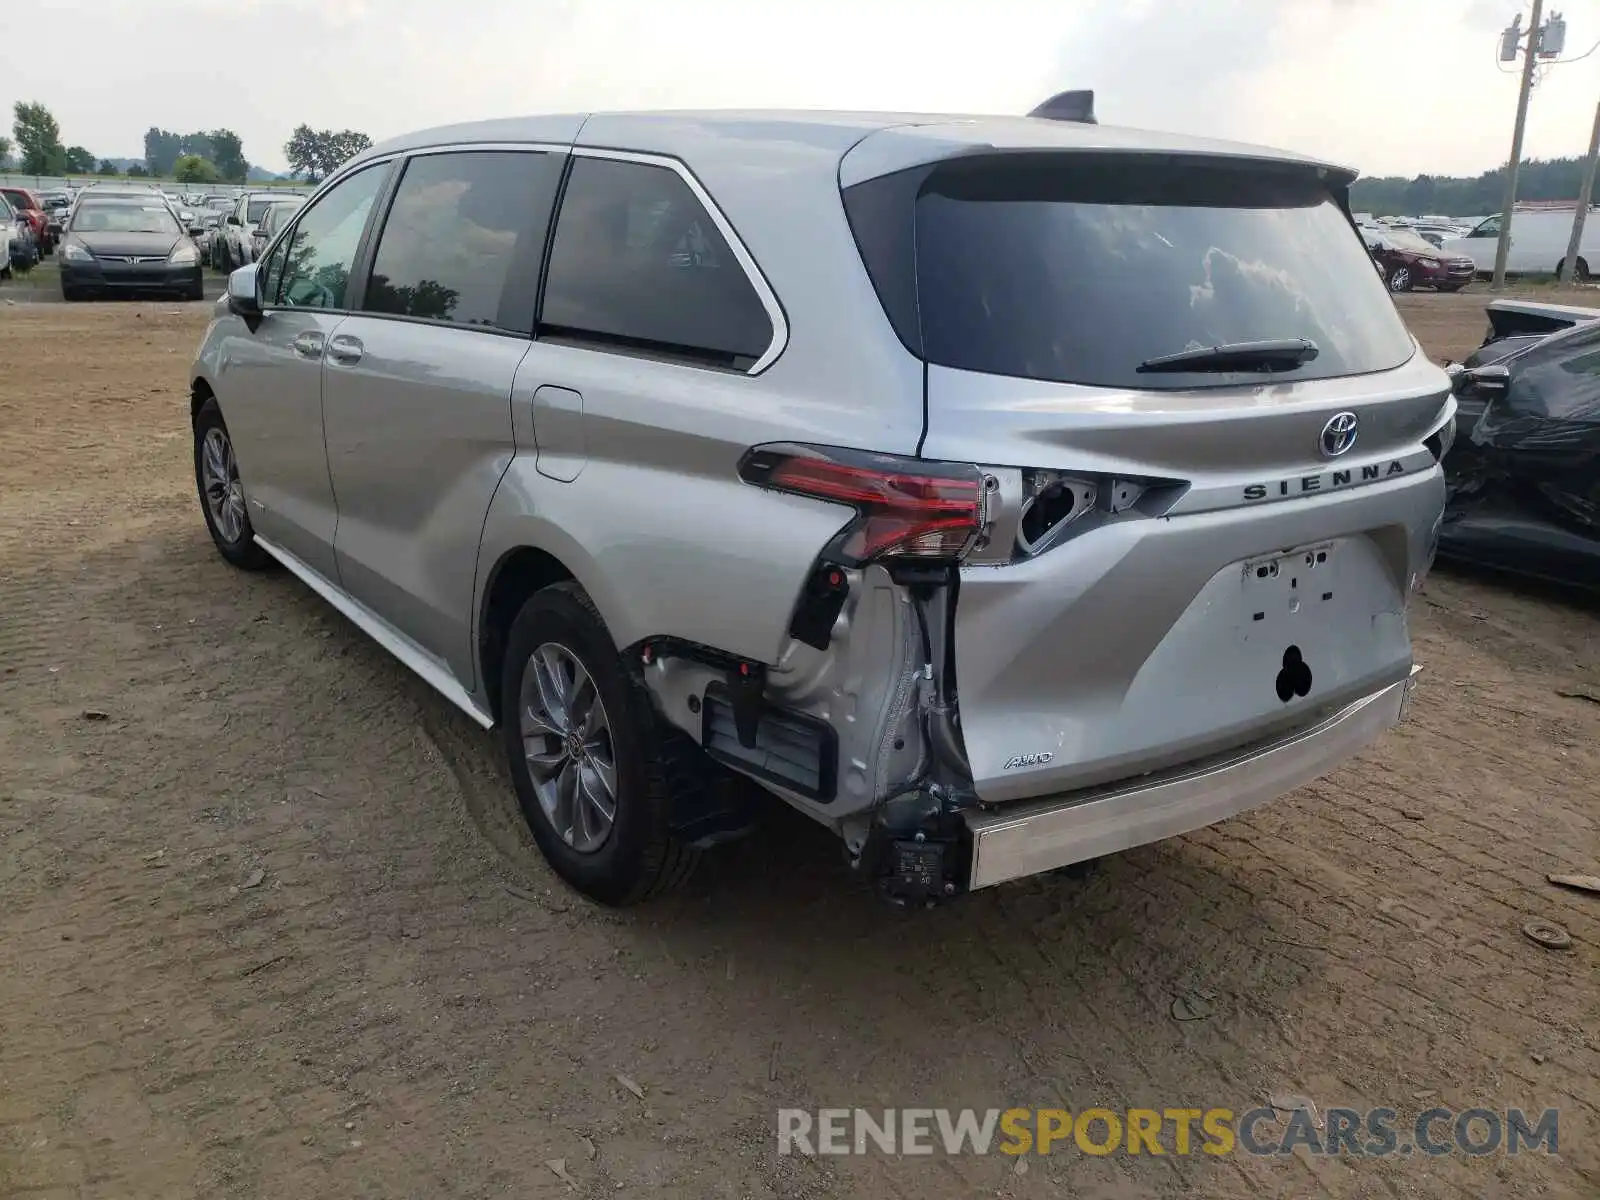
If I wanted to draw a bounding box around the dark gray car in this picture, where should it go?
[61,198,204,301]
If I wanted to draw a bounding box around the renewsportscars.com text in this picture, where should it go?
[777,1107,1559,1158]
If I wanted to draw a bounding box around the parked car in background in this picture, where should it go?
[38,190,71,238]
[1441,301,1600,587]
[1,187,54,255]
[1361,225,1475,293]
[195,211,223,266]
[59,195,204,301]
[0,208,23,279]
[190,103,1448,906]
[1409,222,1470,249]
[248,197,305,262]
[1441,208,1600,280]
[7,214,41,274]
[213,191,284,272]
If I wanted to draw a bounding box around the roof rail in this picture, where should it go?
[1028,90,1097,125]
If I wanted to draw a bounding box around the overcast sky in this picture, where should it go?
[6,0,1600,178]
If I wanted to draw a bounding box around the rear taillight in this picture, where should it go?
[739,443,983,565]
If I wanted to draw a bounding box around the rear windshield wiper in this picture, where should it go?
[1137,338,1320,374]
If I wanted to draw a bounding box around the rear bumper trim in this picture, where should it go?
[964,666,1419,890]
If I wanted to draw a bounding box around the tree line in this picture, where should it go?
[1,101,372,185]
[1351,157,1591,217]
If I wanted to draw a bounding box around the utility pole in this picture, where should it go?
[1558,98,1600,285]
[1492,0,1544,291]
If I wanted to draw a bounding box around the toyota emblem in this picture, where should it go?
[1319,411,1359,458]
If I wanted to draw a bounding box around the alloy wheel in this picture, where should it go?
[200,426,247,543]
[518,642,618,853]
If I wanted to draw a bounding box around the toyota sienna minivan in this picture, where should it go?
[189,94,1451,905]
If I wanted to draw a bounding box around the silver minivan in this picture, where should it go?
[190,97,1451,905]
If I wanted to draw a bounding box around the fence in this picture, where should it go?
[0,173,308,193]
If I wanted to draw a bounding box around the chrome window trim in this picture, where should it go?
[569,146,790,376]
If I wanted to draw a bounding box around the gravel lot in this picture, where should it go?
[0,292,1596,1199]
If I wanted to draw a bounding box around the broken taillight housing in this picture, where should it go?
[738,443,984,565]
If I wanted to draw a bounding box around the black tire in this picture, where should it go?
[1556,256,1591,283]
[500,582,700,905]
[61,284,82,302]
[192,397,271,570]
[1387,264,1413,293]
[183,283,205,302]
[215,241,231,274]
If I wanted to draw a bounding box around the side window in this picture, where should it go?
[1470,216,1500,239]
[272,165,387,310]
[362,150,563,334]
[540,156,774,368]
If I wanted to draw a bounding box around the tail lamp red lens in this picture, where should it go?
[739,444,984,565]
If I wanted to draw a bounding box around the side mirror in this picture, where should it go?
[226,214,242,226]
[188,224,204,236]
[227,263,263,324]
[1463,364,1510,395]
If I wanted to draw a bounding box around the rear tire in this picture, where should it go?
[1556,256,1591,283]
[500,582,700,905]
[193,397,271,570]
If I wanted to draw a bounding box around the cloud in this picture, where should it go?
[4,0,1598,180]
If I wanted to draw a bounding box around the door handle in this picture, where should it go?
[326,335,364,366]
[292,331,325,359]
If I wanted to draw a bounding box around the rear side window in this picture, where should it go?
[540,156,773,369]
[848,155,1418,390]
[362,150,563,334]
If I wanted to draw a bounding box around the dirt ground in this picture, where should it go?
[1,291,1597,1200]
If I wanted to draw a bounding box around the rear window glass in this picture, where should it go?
[540,156,774,369]
[852,156,1417,390]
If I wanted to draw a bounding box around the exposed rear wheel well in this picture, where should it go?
[190,379,215,425]
[479,547,575,723]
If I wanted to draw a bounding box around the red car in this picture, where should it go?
[2,187,54,255]
[1361,226,1473,293]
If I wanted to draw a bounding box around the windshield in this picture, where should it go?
[878,156,1416,390]
[73,204,180,235]
[262,203,302,233]
[1381,229,1439,253]
[246,199,275,222]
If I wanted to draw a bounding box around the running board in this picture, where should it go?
[253,534,495,730]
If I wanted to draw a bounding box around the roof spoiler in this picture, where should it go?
[1028,90,1097,125]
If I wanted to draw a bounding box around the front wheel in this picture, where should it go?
[193,397,271,570]
[500,583,700,905]
[1387,264,1413,293]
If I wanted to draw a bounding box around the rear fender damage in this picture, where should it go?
[636,561,976,898]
